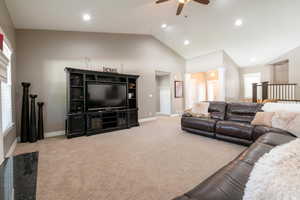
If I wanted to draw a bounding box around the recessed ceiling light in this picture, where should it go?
[184,40,190,45]
[83,14,91,21]
[235,19,243,27]
[250,57,257,62]
[161,24,168,29]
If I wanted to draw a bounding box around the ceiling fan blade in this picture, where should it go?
[156,0,170,4]
[176,3,184,15]
[193,0,210,5]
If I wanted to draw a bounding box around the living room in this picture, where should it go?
[1,0,300,199]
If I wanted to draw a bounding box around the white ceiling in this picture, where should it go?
[5,0,300,66]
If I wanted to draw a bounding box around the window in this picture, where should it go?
[1,42,13,132]
[244,73,261,98]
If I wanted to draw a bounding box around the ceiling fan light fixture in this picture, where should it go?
[157,0,209,16]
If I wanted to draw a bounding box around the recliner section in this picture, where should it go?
[216,121,253,140]
[182,117,217,133]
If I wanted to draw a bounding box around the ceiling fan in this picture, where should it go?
[156,0,210,16]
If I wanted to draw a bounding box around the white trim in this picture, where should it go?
[45,130,65,138]
[138,117,157,123]
[156,112,170,116]
[5,138,17,158]
[170,114,180,117]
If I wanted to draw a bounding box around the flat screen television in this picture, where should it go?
[87,83,127,110]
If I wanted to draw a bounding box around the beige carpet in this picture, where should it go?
[14,117,245,200]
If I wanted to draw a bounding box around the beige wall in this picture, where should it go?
[273,62,289,84]
[0,0,16,156]
[16,30,185,133]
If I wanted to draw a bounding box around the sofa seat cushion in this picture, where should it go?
[180,160,252,200]
[256,132,296,147]
[216,121,254,140]
[237,143,273,166]
[252,125,294,141]
[181,117,217,132]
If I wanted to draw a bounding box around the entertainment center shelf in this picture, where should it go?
[65,67,139,138]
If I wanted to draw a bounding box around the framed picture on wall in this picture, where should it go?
[175,81,183,98]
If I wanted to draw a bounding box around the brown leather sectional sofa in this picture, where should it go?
[181,102,292,145]
[173,102,296,200]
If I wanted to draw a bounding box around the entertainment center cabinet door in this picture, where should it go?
[128,109,139,127]
[86,113,104,135]
[66,114,86,138]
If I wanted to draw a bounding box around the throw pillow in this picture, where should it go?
[184,109,211,118]
[286,114,300,137]
[191,102,209,115]
[271,112,298,130]
[251,112,275,127]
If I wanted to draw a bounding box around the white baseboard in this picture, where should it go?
[138,117,157,123]
[170,114,180,117]
[5,138,17,158]
[156,112,170,116]
[45,130,65,138]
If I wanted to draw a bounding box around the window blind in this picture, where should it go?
[1,42,12,132]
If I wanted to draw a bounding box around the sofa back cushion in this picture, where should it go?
[208,101,227,120]
[226,103,262,123]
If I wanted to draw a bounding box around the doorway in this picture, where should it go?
[155,71,171,116]
[185,69,223,109]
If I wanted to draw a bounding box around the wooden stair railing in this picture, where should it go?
[252,82,300,103]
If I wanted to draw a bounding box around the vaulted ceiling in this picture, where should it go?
[5,0,300,66]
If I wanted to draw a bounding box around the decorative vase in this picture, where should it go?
[29,94,38,143]
[37,102,44,140]
[21,82,31,143]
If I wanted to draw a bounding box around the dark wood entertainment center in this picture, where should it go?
[65,67,139,138]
